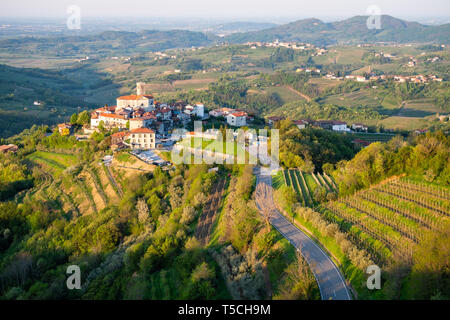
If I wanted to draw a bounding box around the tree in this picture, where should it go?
[77,110,90,125]
[70,113,78,125]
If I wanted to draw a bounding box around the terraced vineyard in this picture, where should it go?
[24,151,122,215]
[321,177,450,264]
[280,169,337,207]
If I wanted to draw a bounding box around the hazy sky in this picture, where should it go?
[0,0,449,20]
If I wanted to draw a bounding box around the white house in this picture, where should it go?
[184,104,205,118]
[331,121,349,132]
[209,107,234,117]
[97,113,128,129]
[226,112,247,127]
[90,113,101,127]
[351,123,368,132]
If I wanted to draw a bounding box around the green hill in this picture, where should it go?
[226,15,450,45]
[0,30,219,56]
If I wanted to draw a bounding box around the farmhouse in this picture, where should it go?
[293,119,309,129]
[266,116,285,126]
[226,111,247,127]
[315,120,349,132]
[130,128,156,150]
[351,123,368,132]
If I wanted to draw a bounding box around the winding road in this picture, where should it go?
[254,167,351,300]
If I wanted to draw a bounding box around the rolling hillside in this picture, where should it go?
[0,30,219,56]
[226,15,450,45]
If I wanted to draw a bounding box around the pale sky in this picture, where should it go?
[0,0,449,20]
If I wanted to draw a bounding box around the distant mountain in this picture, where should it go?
[205,22,278,35]
[226,15,450,45]
[0,29,219,56]
[0,15,448,57]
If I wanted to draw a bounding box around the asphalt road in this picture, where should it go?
[254,168,352,300]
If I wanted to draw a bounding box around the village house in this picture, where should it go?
[158,107,172,121]
[293,119,309,130]
[209,107,234,118]
[352,138,371,148]
[351,123,369,132]
[315,120,349,132]
[98,113,128,129]
[130,128,156,150]
[184,104,205,118]
[90,113,100,127]
[176,113,191,126]
[128,115,152,130]
[0,144,18,153]
[111,131,130,145]
[226,111,247,127]
[266,116,286,126]
[57,123,73,136]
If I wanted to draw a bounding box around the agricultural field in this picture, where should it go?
[277,169,337,207]
[27,151,78,177]
[340,132,397,143]
[379,116,431,131]
[319,88,400,111]
[321,177,450,265]
[22,151,123,215]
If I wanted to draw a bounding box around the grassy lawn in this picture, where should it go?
[115,151,136,164]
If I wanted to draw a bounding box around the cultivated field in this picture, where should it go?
[321,177,450,264]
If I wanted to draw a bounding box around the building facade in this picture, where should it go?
[130,128,156,150]
[226,112,247,127]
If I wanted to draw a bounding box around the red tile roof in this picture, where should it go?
[117,95,153,100]
[0,144,18,152]
[95,105,116,112]
[99,113,126,120]
[130,128,155,134]
[230,111,247,117]
[112,131,130,138]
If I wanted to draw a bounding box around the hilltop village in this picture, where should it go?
[46,81,393,157]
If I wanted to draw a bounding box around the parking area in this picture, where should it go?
[131,149,171,168]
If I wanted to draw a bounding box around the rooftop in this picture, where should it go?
[130,128,155,134]
[117,95,154,100]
